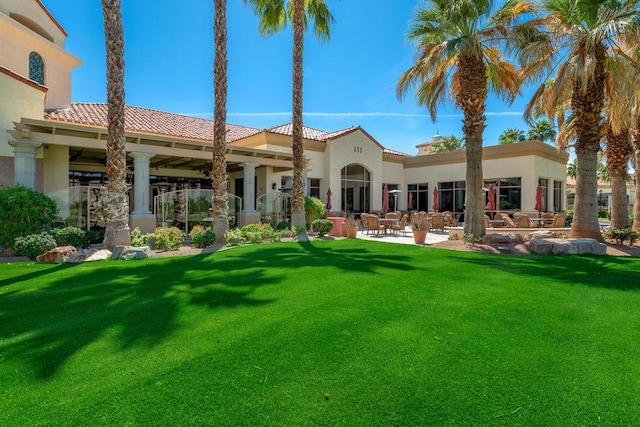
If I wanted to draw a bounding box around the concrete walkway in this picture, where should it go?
[354,226,450,246]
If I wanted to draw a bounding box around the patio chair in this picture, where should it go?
[385,212,399,220]
[483,215,490,231]
[500,213,516,228]
[545,212,566,228]
[514,213,533,228]
[430,213,445,232]
[367,214,386,236]
[360,213,370,235]
[390,214,409,236]
[443,212,457,227]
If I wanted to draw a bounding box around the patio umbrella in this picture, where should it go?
[326,187,332,210]
[534,185,544,216]
[408,192,414,210]
[382,184,390,212]
[486,184,496,211]
[432,186,439,212]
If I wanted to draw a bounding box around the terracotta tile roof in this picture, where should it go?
[44,103,260,143]
[267,123,330,141]
[384,148,411,157]
[324,126,359,140]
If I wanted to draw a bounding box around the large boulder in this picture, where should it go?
[525,230,558,242]
[36,246,77,263]
[112,245,152,260]
[69,248,113,263]
[529,238,607,255]
[482,233,523,245]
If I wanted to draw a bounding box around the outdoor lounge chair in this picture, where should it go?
[360,213,370,235]
[367,214,386,236]
[545,212,566,228]
[514,213,533,228]
[443,212,457,227]
[390,214,409,236]
[500,213,516,228]
[430,214,445,232]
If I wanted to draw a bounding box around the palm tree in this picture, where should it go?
[397,0,533,237]
[101,0,130,249]
[245,0,333,229]
[499,128,526,144]
[632,120,640,232]
[521,0,639,241]
[604,126,632,228]
[212,0,229,242]
[527,119,556,143]
[432,135,465,153]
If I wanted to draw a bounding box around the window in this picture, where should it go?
[407,183,428,211]
[438,181,465,218]
[483,178,521,211]
[341,164,370,214]
[308,178,320,198]
[553,180,563,212]
[538,178,549,212]
[382,183,399,211]
[29,52,44,85]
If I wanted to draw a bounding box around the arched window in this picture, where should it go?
[29,52,45,85]
[341,164,371,214]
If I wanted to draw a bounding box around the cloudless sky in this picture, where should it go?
[42,0,540,155]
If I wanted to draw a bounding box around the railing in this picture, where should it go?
[256,191,291,227]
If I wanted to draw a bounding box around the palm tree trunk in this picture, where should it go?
[213,0,229,241]
[457,53,487,237]
[290,0,306,229]
[606,127,632,228]
[101,0,130,249]
[569,44,606,241]
[631,122,640,232]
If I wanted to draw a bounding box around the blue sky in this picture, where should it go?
[42,0,538,155]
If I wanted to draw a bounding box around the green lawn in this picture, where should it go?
[1,240,640,426]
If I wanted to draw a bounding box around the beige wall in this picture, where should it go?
[0,70,46,182]
[0,0,67,46]
[0,11,81,108]
[42,144,68,194]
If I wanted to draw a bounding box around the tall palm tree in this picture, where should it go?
[101,0,130,249]
[527,119,556,143]
[397,0,532,236]
[632,120,640,232]
[212,0,229,242]
[604,126,632,228]
[499,128,526,144]
[245,0,333,229]
[521,0,639,241]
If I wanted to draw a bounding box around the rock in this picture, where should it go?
[528,238,607,255]
[482,233,523,245]
[112,246,152,260]
[525,230,557,242]
[69,248,112,263]
[36,246,77,263]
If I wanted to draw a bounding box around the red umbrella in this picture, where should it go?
[382,184,390,212]
[408,192,414,210]
[485,184,496,211]
[326,187,332,210]
[534,185,544,213]
[432,186,439,212]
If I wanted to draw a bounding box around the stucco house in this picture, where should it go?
[1,0,569,233]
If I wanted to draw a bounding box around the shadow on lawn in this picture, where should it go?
[448,251,640,291]
[0,241,414,380]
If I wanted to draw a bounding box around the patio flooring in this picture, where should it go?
[355,227,450,246]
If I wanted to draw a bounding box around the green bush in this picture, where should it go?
[241,223,273,240]
[604,226,639,246]
[14,232,57,260]
[130,227,153,247]
[189,226,216,248]
[305,196,325,225]
[86,229,103,245]
[312,219,333,236]
[276,221,291,231]
[154,227,184,251]
[565,209,573,226]
[224,228,245,246]
[0,186,58,250]
[49,226,86,247]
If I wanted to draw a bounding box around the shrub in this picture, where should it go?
[245,231,265,244]
[305,196,325,225]
[130,227,152,247]
[224,228,245,246]
[14,232,57,260]
[565,209,573,226]
[241,223,273,240]
[312,219,333,236]
[276,221,291,231]
[154,227,184,251]
[189,226,216,248]
[604,227,639,246]
[0,186,58,250]
[463,233,482,246]
[49,226,86,247]
[85,229,103,246]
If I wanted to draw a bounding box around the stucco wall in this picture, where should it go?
[0,0,67,46]
[0,11,80,108]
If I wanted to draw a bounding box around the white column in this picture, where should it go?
[129,152,155,215]
[9,140,42,190]
[240,162,260,214]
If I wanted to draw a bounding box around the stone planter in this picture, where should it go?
[412,229,428,245]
